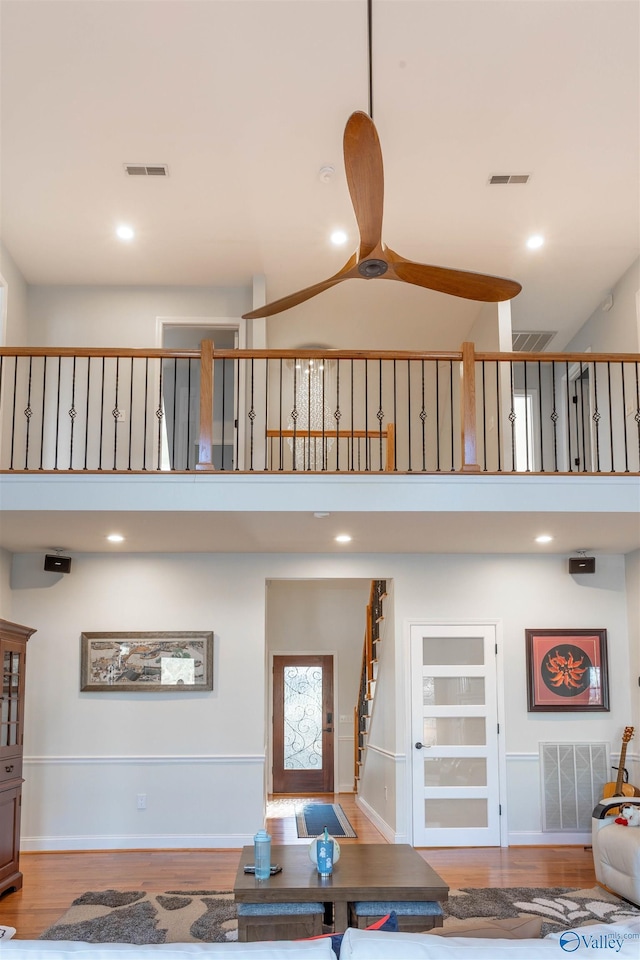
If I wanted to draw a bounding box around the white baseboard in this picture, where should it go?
[21,834,253,852]
[507,831,592,846]
[355,794,405,843]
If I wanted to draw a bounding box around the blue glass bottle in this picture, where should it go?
[254,828,271,880]
[316,827,334,877]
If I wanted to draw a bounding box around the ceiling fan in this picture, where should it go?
[242,110,522,320]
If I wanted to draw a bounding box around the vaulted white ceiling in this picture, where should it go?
[1,0,638,352]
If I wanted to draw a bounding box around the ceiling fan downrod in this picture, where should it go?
[367,0,374,120]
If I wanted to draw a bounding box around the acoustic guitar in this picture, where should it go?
[603,726,640,801]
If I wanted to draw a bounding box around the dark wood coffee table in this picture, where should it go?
[233,843,448,938]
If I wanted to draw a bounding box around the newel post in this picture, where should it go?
[461,341,480,473]
[196,339,215,471]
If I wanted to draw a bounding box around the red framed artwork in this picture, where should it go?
[525,629,609,712]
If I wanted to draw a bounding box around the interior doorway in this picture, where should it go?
[562,360,594,473]
[157,317,244,469]
[266,579,371,796]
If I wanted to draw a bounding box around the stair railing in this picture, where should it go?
[353,579,387,791]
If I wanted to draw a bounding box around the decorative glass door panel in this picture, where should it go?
[272,655,334,793]
[283,665,323,771]
[411,624,501,846]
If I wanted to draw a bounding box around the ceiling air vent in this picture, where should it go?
[124,164,169,177]
[489,174,530,185]
[512,331,556,352]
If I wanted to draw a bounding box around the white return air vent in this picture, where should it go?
[512,331,556,352]
[489,174,530,185]
[124,164,169,177]
[540,742,609,832]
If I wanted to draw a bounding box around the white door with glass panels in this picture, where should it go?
[410,622,501,846]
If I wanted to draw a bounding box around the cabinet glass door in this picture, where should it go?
[1,644,24,753]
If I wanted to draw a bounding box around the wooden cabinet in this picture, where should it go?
[0,619,35,896]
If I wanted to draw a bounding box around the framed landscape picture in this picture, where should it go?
[525,628,609,712]
[80,631,213,692]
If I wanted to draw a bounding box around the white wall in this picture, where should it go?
[394,553,632,845]
[8,549,633,850]
[566,257,640,353]
[0,242,29,345]
[13,551,269,850]
[0,549,13,620]
[265,578,370,792]
[26,285,251,347]
[466,303,501,351]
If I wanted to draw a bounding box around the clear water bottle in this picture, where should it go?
[254,828,271,880]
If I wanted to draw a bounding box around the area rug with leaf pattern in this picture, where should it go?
[38,885,640,943]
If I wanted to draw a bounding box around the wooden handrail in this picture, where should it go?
[266,424,396,471]
[1,346,638,363]
[365,608,373,686]
[0,347,201,358]
[475,351,640,363]
[266,429,391,439]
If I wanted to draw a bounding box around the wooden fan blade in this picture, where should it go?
[242,254,358,319]
[343,112,384,258]
[386,247,522,302]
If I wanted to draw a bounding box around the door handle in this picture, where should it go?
[323,728,333,734]
[415,741,431,750]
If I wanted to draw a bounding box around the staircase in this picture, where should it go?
[353,579,387,791]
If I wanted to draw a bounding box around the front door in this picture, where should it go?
[410,622,502,846]
[272,655,334,793]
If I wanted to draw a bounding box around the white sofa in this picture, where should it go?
[592,797,640,906]
[4,921,640,960]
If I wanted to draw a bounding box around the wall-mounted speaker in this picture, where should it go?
[569,556,595,574]
[44,554,72,574]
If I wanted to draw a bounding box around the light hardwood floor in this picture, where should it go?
[0,793,597,940]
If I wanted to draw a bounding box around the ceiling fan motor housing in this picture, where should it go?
[358,258,388,278]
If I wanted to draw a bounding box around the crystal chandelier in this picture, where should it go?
[289,357,335,469]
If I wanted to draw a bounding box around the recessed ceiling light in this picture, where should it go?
[535,534,553,543]
[335,534,352,543]
[107,533,125,543]
[330,230,348,246]
[116,224,135,241]
[313,512,330,519]
[526,234,544,250]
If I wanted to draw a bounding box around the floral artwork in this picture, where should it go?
[80,631,213,692]
[526,629,609,712]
